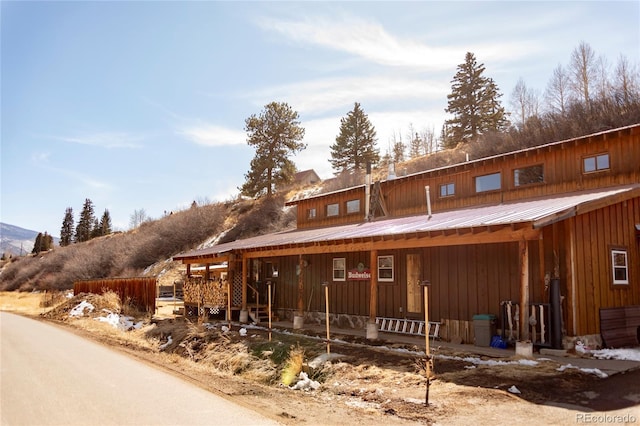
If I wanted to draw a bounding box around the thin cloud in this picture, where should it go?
[51,132,144,149]
[178,124,246,147]
[259,15,505,70]
[249,76,449,116]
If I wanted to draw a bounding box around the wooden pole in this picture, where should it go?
[421,280,432,406]
[519,240,530,341]
[227,279,232,329]
[322,281,330,354]
[268,281,272,342]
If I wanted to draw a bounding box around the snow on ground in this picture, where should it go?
[589,347,640,362]
[68,300,143,330]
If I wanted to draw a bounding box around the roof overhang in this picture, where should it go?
[174,184,640,264]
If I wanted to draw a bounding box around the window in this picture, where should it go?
[440,183,455,197]
[327,203,339,217]
[378,255,394,282]
[514,164,544,187]
[611,249,629,285]
[475,172,501,193]
[307,208,317,219]
[583,153,610,173]
[333,258,346,281]
[266,261,278,278]
[346,199,360,214]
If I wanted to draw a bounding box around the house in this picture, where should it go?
[294,169,321,186]
[173,124,640,349]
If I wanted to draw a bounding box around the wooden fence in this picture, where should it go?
[73,277,157,313]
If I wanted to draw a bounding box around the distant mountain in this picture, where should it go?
[0,223,59,256]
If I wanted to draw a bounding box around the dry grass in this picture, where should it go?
[0,291,59,315]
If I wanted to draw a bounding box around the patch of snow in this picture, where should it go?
[436,354,539,367]
[221,325,229,333]
[590,347,640,362]
[69,301,95,317]
[239,328,247,337]
[507,385,521,394]
[94,310,143,331]
[290,372,320,391]
[556,363,608,378]
[159,335,173,350]
[308,353,346,369]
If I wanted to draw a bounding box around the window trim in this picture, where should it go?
[439,182,455,198]
[332,257,346,282]
[611,248,629,285]
[346,199,361,215]
[307,208,317,220]
[377,255,394,282]
[326,203,339,217]
[583,152,610,174]
[474,172,502,193]
[513,164,544,187]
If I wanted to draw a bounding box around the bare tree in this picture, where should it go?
[129,208,149,229]
[613,55,640,107]
[569,41,598,106]
[420,126,438,155]
[510,78,539,131]
[545,64,571,116]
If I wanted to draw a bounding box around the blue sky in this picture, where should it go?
[1,1,639,236]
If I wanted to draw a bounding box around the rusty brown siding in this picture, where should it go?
[73,277,157,313]
[567,197,640,336]
[292,125,640,228]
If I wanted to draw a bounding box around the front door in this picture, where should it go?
[406,254,422,316]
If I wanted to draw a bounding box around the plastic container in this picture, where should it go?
[473,314,497,347]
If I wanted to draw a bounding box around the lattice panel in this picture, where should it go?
[233,274,242,306]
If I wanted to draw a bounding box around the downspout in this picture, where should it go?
[425,186,432,219]
[365,162,371,221]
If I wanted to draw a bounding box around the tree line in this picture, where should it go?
[239,41,639,198]
[58,199,112,248]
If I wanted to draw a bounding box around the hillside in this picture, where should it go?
[0,195,296,292]
[4,119,639,292]
[0,223,62,257]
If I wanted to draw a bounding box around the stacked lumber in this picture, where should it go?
[183,276,228,307]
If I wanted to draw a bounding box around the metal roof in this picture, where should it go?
[174,185,639,260]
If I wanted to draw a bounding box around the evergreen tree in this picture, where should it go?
[329,102,379,173]
[90,218,101,239]
[75,198,95,243]
[31,232,53,253]
[240,102,306,198]
[32,233,43,254]
[443,52,509,148]
[99,209,112,236]
[409,132,423,158]
[60,207,74,246]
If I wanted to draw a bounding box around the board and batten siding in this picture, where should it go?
[567,197,640,336]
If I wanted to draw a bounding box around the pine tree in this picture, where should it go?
[240,102,306,198]
[75,198,95,243]
[330,102,379,173]
[60,207,74,246]
[32,233,43,254]
[99,209,112,236]
[443,52,509,148]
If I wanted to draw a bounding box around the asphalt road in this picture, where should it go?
[0,312,281,426]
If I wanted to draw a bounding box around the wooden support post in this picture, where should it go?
[322,281,330,354]
[519,240,530,341]
[242,257,247,309]
[421,280,433,406]
[367,250,379,340]
[267,280,272,342]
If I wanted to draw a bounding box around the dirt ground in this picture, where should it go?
[5,292,640,425]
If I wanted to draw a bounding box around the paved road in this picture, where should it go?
[0,312,281,426]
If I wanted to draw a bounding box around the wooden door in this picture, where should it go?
[406,254,422,315]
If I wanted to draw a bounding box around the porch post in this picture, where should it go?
[240,255,248,323]
[367,249,379,340]
[519,240,530,342]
